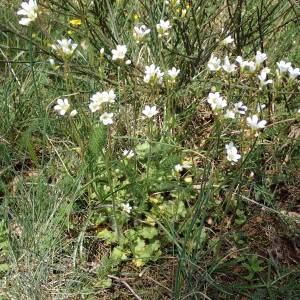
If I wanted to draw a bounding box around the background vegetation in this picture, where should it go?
[0,0,299,299]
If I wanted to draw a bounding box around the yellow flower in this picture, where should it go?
[69,19,82,26]
[184,176,193,183]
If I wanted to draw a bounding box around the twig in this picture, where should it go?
[107,275,143,300]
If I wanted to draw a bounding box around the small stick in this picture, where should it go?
[107,275,143,300]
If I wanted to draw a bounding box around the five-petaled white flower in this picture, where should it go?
[54,98,70,115]
[222,35,234,45]
[276,60,292,74]
[258,67,273,86]
[225,142,241,163]
[142,105,159,118]
[207,54,221,71]
[123,149,135,159]
[257,103,266,112]
[100,112,114,125]
[111,45,127,61]
[52,39,78,57]
[246,115,267,130]
[133,25,151,43]
[143,64,164,85]
[255,51,267,67]
[17,0,38,26]
[224,109,235,119]
[156,19,171,37]
[236,56,256,72]
[121,203,132,214]
[167,67,180,82]
[174,164,184,172]
[207,92,227,110]
[233,102,248,115]
[288,66,300,79]
[174,163,191,172]
[222,56,236,73]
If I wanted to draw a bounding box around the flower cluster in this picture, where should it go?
[276,60,300,79]
[143,64,180,86]
[17,0,38,26]
[89,90,116,125]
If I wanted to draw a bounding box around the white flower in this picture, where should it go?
[165,0,180,5]
[236,56,256,72]
[49,58,55,65]
[207,92,227,110]
[246,115,267,130]
[91,92,106,104]
[174,163,191,172]
[54,98,70,115]
[258,67,273,86]
[288,66,300,79]
[121,203,132,214]
[233,101,248,115]
[123,149,135,158]
[142,105,159,118]
[111,45,127,61]
[89,102,100,113]
[100,48,104,55]
[91,90,115,105]
[100,112,114,125]
[125,59,131,65]
[143,64,164,85]
[89,90,116,112]
[222,35,234,45]
[106,90,116,103]
[255,51,267,67]
[156,20,171,37]
[70,109,78,117]
[17,0,38,26]
[167,67,180,82]
[276,60,291,73]
[257,103,266,112]
[207,54,221,71]
[225,142,241,163]
[222,56,236,73]
[133,25,151,43]
[174,164,184,172]
[52,39,77,56]
[224,109,235,119]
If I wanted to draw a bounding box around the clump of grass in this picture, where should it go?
[1,0,299,299]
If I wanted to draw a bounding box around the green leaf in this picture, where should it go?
[138,227,158,240]
[110,246,128,261]
[135,142,150,159]
[97,228,118,244]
